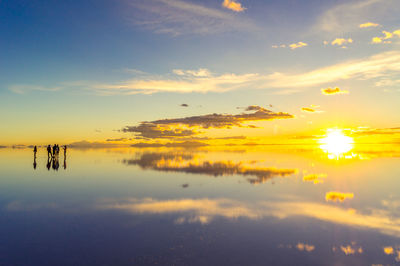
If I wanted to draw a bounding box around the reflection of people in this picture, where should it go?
[63,145,67,170]
[47,145,52,157]
[46,157,51,170]
[33,156,37,169]
[52,156,59,171]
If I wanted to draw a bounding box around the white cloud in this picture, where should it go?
[314,0,399,34]
[127,0,256,35]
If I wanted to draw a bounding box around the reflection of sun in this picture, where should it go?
[319,129,354,159]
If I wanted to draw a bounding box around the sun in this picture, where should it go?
[319,129,354,159]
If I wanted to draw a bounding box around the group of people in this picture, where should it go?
[32,145,67,170]
[46,144,66,157]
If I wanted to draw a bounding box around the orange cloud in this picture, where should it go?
[359,22,380,28]
[383,246,394,255]
[222,0,245,12]
[325,191,354,202]
[296,243,315,252]
[289,42,308,49]
[303,174,327,184]
[321,87,349,95]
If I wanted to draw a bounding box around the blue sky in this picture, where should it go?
[1,0,400,145]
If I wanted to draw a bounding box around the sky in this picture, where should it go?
[1,0,400,146]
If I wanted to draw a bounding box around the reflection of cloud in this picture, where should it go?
[340,244,363,255]
[296,243,315,252]
[325,192,354,202]
[321,87,349,95]
[122,106,293,139]
[99,198,260,224]
[303,174,327,184]
[98,198,400,237]
[123,152,297,185]
[352,127,400,136]
[383,246,394,254]
[222,0,245,12]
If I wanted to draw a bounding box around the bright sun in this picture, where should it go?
[319,129,354,159]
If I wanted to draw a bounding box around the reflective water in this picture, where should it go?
[1,144,400,265]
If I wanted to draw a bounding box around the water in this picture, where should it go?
[1,144,400,265]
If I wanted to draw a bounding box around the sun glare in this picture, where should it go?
[319,129,354,159]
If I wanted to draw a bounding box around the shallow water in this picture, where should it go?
[1,144,400,265]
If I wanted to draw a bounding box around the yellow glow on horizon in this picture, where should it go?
[319,129,354,159]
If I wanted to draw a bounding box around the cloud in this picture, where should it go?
[321,87,349,95]
[303,174,327,184]
[264,51,400,90]
[325,191,354,202]
[289,42,308,50]
[9,84,61,94]
[360,22,380,28]
[173,68,211,77]
[126,0,256,36]
[383,246,394,255]
[331,38,353,46]
[296,243,315,252]
[122,106,294,139]
[372,29,400,44]
[122,151,297,185]
[16,51,400,96]
[180,103,189,107]
[68,140,126,148]
[314,0,399,34]
[222,0,245,12]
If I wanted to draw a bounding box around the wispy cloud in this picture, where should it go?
[126,0,256,35]
[314,0,399,34]
[8,84,61,94]
[359,22,380,28]
[222,0,245,12]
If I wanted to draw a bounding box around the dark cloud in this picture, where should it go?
[122,152,297,185]
[122,106,293,139]
[106,138,130,142]
[122,123,199,139]
[180,104,189,107]
[301,107,316,113]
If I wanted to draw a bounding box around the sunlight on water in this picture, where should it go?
[319,129,354,159]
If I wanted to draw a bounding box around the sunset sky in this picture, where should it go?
[1,0,400,146]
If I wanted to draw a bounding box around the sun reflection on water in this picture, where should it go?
[319,129,354,159]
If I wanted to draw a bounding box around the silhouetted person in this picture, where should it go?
[47,145,52,157]
[63,145,67,156]
[47,157,51,170]
[52,144,57,157]
[33,146,37,156]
